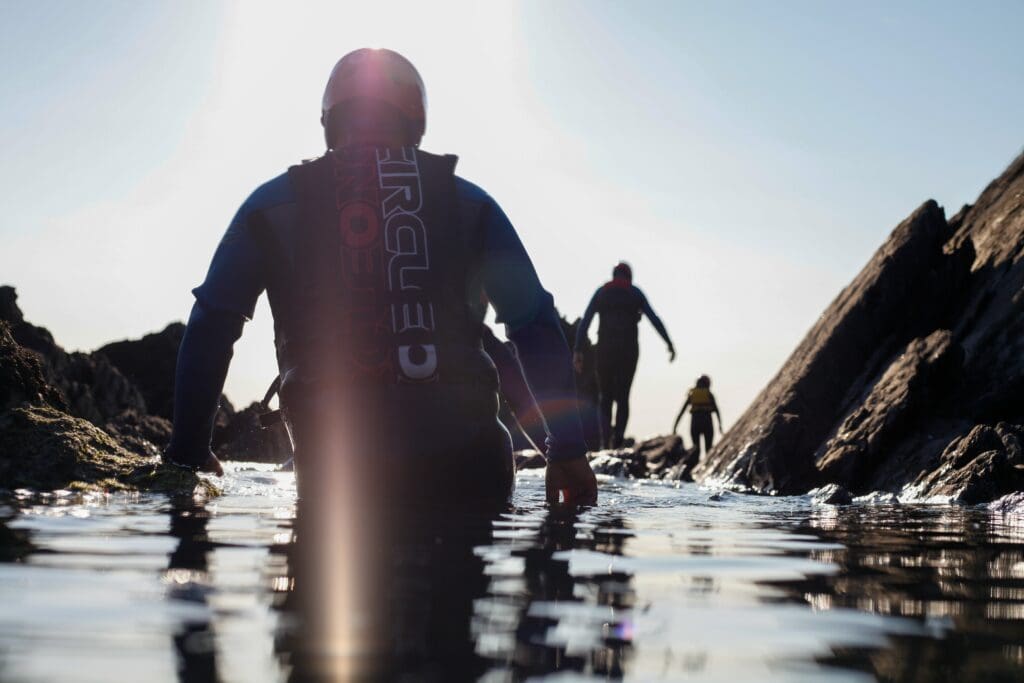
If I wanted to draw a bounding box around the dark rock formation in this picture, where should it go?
[0,295,217,495]
[97,321,235,430]
[694,149,1024,503]
[0,286,146,424]
[214,402,292,463]
[0,404,215,496]
[104,410,174,459]
[808,483,853,505]
[96,322,187,420]
[0,322,65,413]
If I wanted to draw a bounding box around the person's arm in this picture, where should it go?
[712,394,724,433]
[672,398,690,434]
[473,185,596,505]
[163,303,243,474]
[638,288,675,361]
[164,177,283,472]
[572,291,600,373]
[574,292,599,352]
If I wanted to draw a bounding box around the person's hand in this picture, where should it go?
[668,346,676,362]
[164,447,225,476]
[546,456,598,506]
[573,351,585,374]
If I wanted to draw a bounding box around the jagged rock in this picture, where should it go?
[694,149,1024,503]
[809,483,853,505]
[104,410,173,459]
[214,402,292,463]
[631,434,698,480]
[911,422,1024,503]
[587,452,632,478]
[96,322,186,420]
[0,404,216,496]
[694,199,972,494]
[97,322,234,426]
[988,491,1024,515]
[815,330,962,490]
[0,322,65,413]
[0,286,146,423]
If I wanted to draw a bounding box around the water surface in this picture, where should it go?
[1,464,1023,681]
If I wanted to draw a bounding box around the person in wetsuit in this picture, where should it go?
[672,374,723,457]
[574,262,675,449]
[162,48,597,508]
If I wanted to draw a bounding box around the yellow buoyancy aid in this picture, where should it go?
[688,387,715,413]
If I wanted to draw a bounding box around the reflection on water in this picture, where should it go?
[0,465,1023,681]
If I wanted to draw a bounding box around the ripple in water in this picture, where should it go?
[0,463,1023,681]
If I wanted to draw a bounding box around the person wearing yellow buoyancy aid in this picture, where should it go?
[672,375,723,457]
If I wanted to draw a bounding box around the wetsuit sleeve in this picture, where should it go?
[574,290,601,351]
[638,288,674,348]
[165,302,244,466]
[166,177,289,464]
[191,175,291,319]
[475,191,587,462]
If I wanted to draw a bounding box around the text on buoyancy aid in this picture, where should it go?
[376,148,437,382]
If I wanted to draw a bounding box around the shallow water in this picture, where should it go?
[1,464,1023,682]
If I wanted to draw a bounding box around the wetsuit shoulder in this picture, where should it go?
[454,175,496,209]
[239,172,296,215]
[192,171,295,319]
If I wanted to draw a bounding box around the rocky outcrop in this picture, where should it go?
[96,322,187,420]
[694,149,1024,503]
[0,286,146,424]
[213,402,292,463]
[0,404,215,495]
[0,296,218,494]
[0,322,65,413]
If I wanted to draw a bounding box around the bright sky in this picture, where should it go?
[2,1,1022,440]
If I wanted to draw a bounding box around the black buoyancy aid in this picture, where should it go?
[264,146,494,403]
[596,279,642,347]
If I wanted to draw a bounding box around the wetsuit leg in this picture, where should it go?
[690,412,713,456]
[690,420,702,455]
[609,345,639,448]
[595,347,618,449]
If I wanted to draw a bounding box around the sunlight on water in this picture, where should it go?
[1,463,1024,681]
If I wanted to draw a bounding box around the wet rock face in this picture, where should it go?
[815,330,962,489]
[0,404,214,496]
[911,423,1024,504]
[694,149,1024,503]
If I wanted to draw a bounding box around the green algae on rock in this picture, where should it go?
[0,404,218,497]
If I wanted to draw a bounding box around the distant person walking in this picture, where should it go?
[673,375,723,457]
[575,262,675,449]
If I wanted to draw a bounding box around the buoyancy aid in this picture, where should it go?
[688,387,715,413]
[260,146,496,407]
[595,279,643,347]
